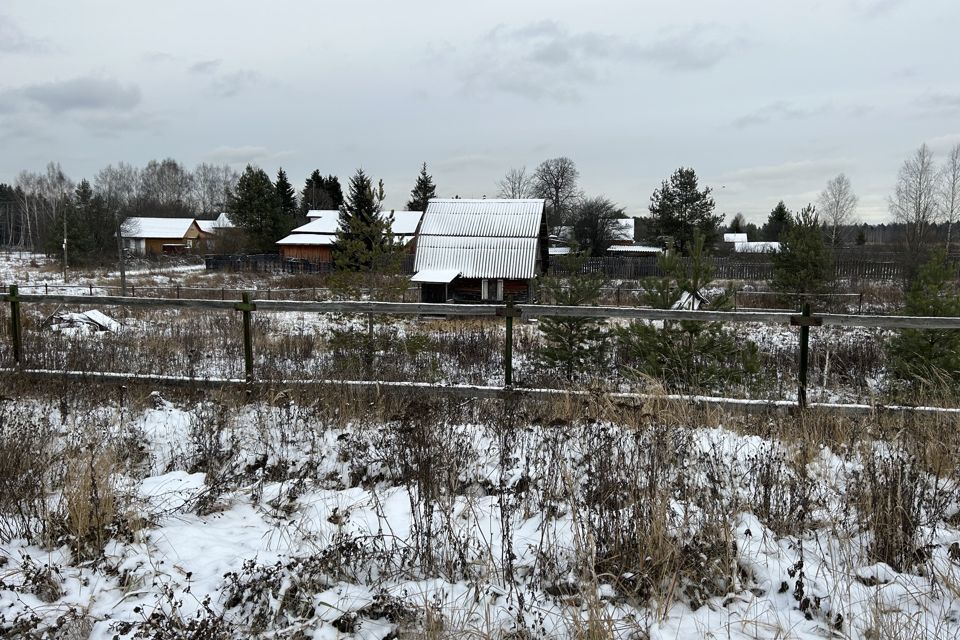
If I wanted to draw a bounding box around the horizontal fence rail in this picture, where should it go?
[2,287,959,413]
[3,368,959,418]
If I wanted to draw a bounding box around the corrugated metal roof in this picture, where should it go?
[413,236,538,279]
[419,199,544,237]
[123,217,197,239]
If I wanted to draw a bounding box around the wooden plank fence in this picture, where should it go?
[2,287,959,413]
[548,256,930,281]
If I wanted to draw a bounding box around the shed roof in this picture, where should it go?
[414,236,538,280]
[123,217,198,239]
[724,233,748,243]
[410,268,460,283]
[419,199,544,237]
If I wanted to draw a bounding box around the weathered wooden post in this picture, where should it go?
[236,291,256,382]
[791,303,821,410]
[497,297,521,386]
[8,285,22,365]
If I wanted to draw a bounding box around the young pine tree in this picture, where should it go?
[616,232,759,393]
[771,204,833,300]
[887,250,960,397]
[538,252,609,382]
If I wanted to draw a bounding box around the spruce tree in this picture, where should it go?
[331,169,407,300]
[406,162,437,211]
[646,167,723,253]
[762,201,792,241]
[322,175,344,209]
[228,165,282,252]
[275,168,297,219]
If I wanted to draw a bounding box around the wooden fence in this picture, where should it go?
[548,256,922,281]
[2,286,960,414]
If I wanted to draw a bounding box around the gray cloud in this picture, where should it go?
[75,111,166,138]
[461,20,746,102]
[0,15,49,53]
[920,92,960,113]
[19,76,141,113]
[141,51,178,64]
[190,59,222,74]
[720,158,851,188]
[851,0,908,18]
[203,145,295,168]
[733,101,835,128]
[208,70,261,98]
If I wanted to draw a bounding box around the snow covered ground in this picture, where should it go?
[2,393,959,639]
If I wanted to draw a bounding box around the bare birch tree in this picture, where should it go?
[889,143,942,280]
[939,143,960,254]
[496,167,535,199]
[818,173,858,248]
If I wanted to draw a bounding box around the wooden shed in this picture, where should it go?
[411,198,547,303]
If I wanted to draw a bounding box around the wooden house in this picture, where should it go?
[276,209,423,266]
[412,198,547,303]
[122,217,211,255]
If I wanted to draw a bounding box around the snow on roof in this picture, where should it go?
[196,213,234,234]
[388,210,423,235]
[305,209,341,220]
[276,234,336,246]
[413,236,538,279]
[297,211,339,233]
[419,199,544,237]
[735,241,781,253]
[724,233,748,243]
[123,217,198,239]
[549,247,572,256]
[607,245,663,254]
[293,209,422,235]
[410,268,460,283]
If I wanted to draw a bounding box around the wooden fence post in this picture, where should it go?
[8,285,22,365]
[791,303,821,410]
[236,292,256,382]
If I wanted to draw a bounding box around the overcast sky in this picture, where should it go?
[2,0,958,223]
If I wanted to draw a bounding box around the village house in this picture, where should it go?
[411,198,547,303]
[276,209,423,267]
[122,217,211,256]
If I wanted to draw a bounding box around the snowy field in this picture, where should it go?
[2,391,960,639]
